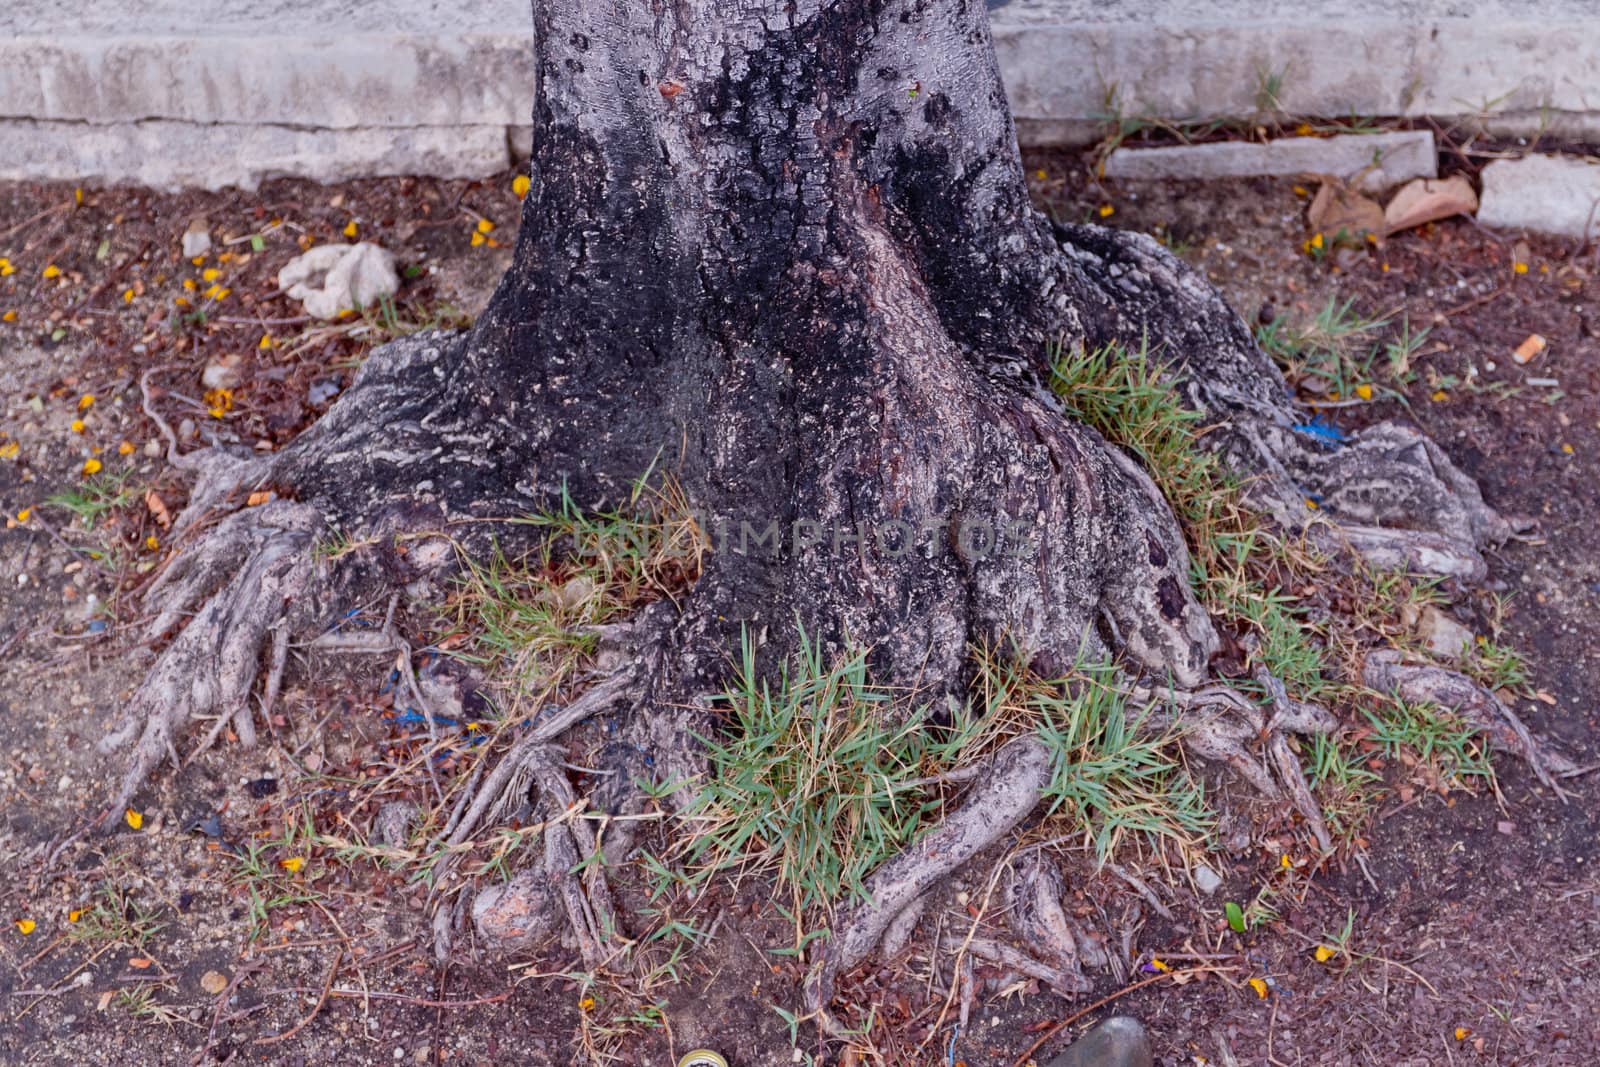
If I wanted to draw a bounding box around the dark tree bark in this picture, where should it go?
[103,0,1512,1027]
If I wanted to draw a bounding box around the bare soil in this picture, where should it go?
[1,146,1597,1066]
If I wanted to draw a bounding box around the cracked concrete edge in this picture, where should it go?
[2,8,1599,186]
[0,119,520,192]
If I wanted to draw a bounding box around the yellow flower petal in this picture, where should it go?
[1248,977,1268,999]
[125,808,143,830]
[201,268,220,282]
[259,334,273,349]
[71,419,85,433]
[1314,945,1336,962]
[470,232,486,247]
[1455,1027,1471,1040]
[1098,204,1115,218]
[16,508,30,523]
[202,388,233,416]
[1431,389,1449,402]
[82,458,102,475]
[343,221,358,238]
[68,909,83,923]
[122,288,135,303]
[1354,384,1373,400]
[1280,853,1292,868]
[118,440,134,455]
[1513,261,1528,274]
[512,174,531,198]
[1,311,15,322]
[476,218,496,234]
[78,394,94,410]
[145,534,159,551]
[42,264,61,279]
[280,856,305,873]
[15,919,36,935]
[579,996,596,1012]
[1149,957,1171,972]
[183,278,197,291]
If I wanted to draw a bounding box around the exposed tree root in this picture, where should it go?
[802,736,1053,1030]
[1055,225,1512,583]
[1362,649,1584,796]
[97,498,327,820]
[1006,852,1098,991]
[967,937,1089,995]
[1134,675,1337,852]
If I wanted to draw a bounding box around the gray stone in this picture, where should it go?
[1105,131,1436,192]
[1043,1016,1153,1067]
[1193,864,1222,895]
[373,800,419,848]
[472,869,559,950]
[1478,154,1600,239]
[1415,605,1474,660]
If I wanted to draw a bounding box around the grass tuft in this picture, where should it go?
[681,629,971,911]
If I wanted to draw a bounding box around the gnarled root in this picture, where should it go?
[1362,649,1583,796]
[1137,676,1338,852]
[1242,421,1512,583]
[97,499,328,819]
[1055,224,1512,583]
[1005,852,1097,994]
[802,736,1053,1030]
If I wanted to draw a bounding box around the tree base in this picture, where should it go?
[98,224,1549,1039]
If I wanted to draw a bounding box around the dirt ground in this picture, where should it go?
[1,142,1598,1066]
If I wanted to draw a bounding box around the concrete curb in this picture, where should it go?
[3,0,1598,188]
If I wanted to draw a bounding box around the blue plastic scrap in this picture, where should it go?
[1292,414,1348,443]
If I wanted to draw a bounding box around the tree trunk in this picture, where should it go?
[103,0,1512,1027]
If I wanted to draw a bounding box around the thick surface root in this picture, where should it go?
[98,499,326,819]
[1137,676,1338,852]
[1056,224,1512,582]
[1006,853,1097,993]
[802,736,1053,1029]
[1363,650,1583,795]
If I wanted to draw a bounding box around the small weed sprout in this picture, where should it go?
[67,881,167,950]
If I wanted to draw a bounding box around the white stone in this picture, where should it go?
[277,242,400,320]
[1478,154,1600,239]
[1105,132,1437,193]
[201,358,240,391]
[181,221,212,259]
[1193,864,1222,895]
